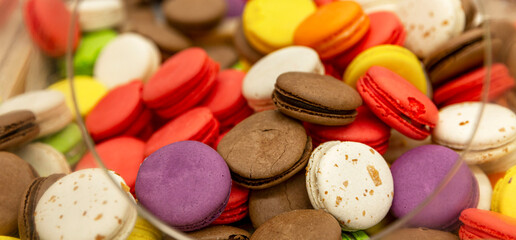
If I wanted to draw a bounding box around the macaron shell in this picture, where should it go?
[73,29,117,76]
[40,123,86,166]
[48,76,108,117]
[243,0,316,54]
[344,45,427,94]
[0,110,39,150]
[492,165,516,218]
[144,107,219,157]
[358,66,438,140]
[35,169,137,240]
[72,0,125,32]
[188,226,250,240]
[126,217,162,240]
[309,141,393,230]
[397,0,465,58]
[14,143,71,177]
[459,208,516,239]
[242,46,324,102]
[479,145,516,174]
[432,102,516,151]
[381,228,459,240]
[468,165,493,211]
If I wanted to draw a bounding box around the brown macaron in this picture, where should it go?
[0,110,39,150]
[18,174,66,240]
[186,225,251,240]
[380,228,459,240]
[0,152,38,235]
[203,44,239,69]
[249,171,312,229]
[423,28,502,87]
[162,0,227,35]
[273,72,362,126]
[250,209,341,240]
[217,110,312,190]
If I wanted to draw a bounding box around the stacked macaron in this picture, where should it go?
[5,0,516,239]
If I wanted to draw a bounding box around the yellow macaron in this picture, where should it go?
[127,216,162,240]
[344,45,428,95]
[491,165,516,218]
[0,237,20,240]
[243,0,316,54]
[48,76,107,117]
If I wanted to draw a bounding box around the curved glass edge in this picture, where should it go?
[63,0,504,239]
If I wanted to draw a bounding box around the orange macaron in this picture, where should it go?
[294,1,370,59]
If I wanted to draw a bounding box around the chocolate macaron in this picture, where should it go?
[273,72,362,126]
[217,110,312,189]
[18,174,65,240]
[162,0,227,35]
[0,110,39,150]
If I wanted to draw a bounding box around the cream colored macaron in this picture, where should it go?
[69,0,125,32]
[94,33,160,89]
[306,141,393,231]
[14,142,71,177]
[468,165,493,210]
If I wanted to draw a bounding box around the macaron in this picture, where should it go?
[48,76,108,117]
[233,19,265,64]
[0,90,73,137]
[86,81,151,142]
[144,107,220,157]
[341,231,370,240]
[294,1,370,59]
[203,44,239,70]
[40,123,87,166]
[18,174,65,240]
[70,29,117,77]
[187,225,250,240]
[135,141,232,231]
[423,28,501,86]
[71,0,125,32]
[201,69,253,131]
[0,152,37,235]
[396,0,465,58]
[492,165,516,218]
[333,11,406,70]
[242,46,324,112]
[304,106,391,154]
[249,171,313,229]
[432,64,515,107]
[273,72,363,126]
[23,0,80,57]
[211,181,249,225]
[14,142,71,177]
[94,33,160,89]
[306,141,393,231]
[127,217,162,240]
[217,110,312,189]
[390,145,479,231]
[242,0,316,54]
[381,228,459,240]
[0,110,39,150]
[468,165,493,211]
[162,0,227,35]
[143,47,219,119]
[459,208,516,239]
[251,209,341,240]
[34,169,137,240]
[225,0,245,17]
[344,45,427,94]
[432,102,516,165]
[75,136,145,192]
[357,66,439,140]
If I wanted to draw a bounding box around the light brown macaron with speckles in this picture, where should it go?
[273,72,362,126]
[217,110,312,190]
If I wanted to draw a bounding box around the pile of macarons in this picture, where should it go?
[1,0,516,239]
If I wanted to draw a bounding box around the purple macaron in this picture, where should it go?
[390,145,479,231]
[135,141,232,231]
[225,0,246,17]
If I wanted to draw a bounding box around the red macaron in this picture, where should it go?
[357,66,439,140]
[459,208,516,240]
[143,47,219,119]
[75,136,145,193]
[304,106,391,154]
[200,69,254,132]
[144,107,219,157]
[23,0,80,57]
[212,181,250,225]
[433,63,516,107]
[333,11,406,71]
[86,81,151,142]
